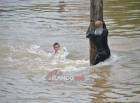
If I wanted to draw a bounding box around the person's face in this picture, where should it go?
[53,44,60,52]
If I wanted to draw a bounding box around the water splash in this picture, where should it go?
[8,45,121,72]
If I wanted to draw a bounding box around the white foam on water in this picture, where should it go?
[97,53,121,66]
[8,45,121,72]
[26,45,52,57]
[4,57,14,61]
[10,46,19,52]
[26,45,40,54]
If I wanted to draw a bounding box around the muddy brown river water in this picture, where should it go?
[0,0,140,103]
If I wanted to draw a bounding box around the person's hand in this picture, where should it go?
[86,31,94,38]
[86,33,90,38]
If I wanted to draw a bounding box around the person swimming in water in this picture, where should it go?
[53,42,60,53]
[86,20,110,65]
[52,42,69,59]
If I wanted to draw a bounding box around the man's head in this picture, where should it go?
[53,42,60,52]
[95,21,103,29]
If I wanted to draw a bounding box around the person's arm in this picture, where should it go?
[103,21,107,28]
[86,26,95,38]
[86,26,90,34]
[86,26,90,38]
[103,23,106,28]
[102,21,108,36]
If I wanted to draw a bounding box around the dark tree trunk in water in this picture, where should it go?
[89,0,103,65]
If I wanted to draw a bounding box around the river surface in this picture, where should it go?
[0,0,140,103]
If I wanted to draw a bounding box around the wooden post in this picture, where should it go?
[89,0,103,65]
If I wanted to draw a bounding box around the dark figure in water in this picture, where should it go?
[86,21,110,65]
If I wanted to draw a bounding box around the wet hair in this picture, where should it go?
[53,42,60,47]
[95,21,103,28]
